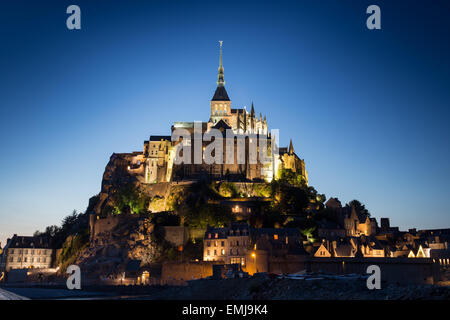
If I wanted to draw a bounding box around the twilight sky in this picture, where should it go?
[1,0,449,246]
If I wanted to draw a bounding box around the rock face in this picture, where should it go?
[93,153,141,217]
[78,214,162,280]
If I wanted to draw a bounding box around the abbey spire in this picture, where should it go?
[217,40,225,87]
[212,41,230,102]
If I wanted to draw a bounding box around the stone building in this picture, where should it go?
[118,42,308,185]
[203,224,306,274]
[203,224,250,267]
[0,235,54,271]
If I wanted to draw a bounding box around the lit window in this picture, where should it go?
[274,234,278,240]
[221,249,225,255]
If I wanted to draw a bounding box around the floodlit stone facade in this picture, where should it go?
[120,42,308,185]
[0,235,53,271]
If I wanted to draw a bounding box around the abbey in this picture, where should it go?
[126,42,308,184]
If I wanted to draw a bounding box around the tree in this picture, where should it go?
[347,199,370,217]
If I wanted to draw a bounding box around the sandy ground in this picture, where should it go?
[2,275,449,300]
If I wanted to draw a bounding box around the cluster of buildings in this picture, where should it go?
[311,198,450,266]
[116,42,308,184]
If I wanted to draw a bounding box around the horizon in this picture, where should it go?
[1,0,450,247]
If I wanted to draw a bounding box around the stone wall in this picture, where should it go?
[307,257,441,285]
[161,261,218,284]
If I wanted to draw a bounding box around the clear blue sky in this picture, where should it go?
[1,0,449,246]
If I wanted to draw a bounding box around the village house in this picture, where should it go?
[0,235,54,272]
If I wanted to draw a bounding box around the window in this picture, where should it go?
[214,250,217,256]
[24,250,28,254]
[31,250,34,255]
[236,241,239,246]
[43,258,46,263]
[274,234,278,240]
[221,241,225,247]
[9,249,14,254]
[9,257,13,262]
[37,258,40,262]
[207,250,210,256]
[24,257,27,262]
[221,249,225,255]
[230,249,233,255]
[215,233,218,239]
[207,241,211,247]
[18,257,21,262]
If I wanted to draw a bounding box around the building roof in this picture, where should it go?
[251,228,302,237]
[126,259,142,271]
[211,86,230,101]
[334,244,354,257]
[149,135,171,142]
[318,220,342,230]
[212,119,232,130]
[7,235,51,249]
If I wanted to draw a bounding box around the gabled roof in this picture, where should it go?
[212,119,232,130]
[334,244,354,257]
[211,86,230,101]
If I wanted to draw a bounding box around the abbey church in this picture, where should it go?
[126,43,308,184]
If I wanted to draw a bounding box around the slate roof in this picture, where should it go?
[212,119,232,130]
[126,259,142,271]
[7,235,51,249]
[334,244,354,257]
[212,86,230,101]
[150,135,171,142]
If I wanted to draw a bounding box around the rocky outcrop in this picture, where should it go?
[77,214,162,280]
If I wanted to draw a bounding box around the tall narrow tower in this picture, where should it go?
[210,41,231,124]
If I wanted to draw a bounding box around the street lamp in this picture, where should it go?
[251,252,256,274]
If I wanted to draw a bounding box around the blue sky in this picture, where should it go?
[1,0,449,245]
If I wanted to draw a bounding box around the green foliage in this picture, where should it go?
[111,183,150,215]
[252,183,272,198]
[58,232,89,272]
[149,196,165,212]
[218,182,239,198]
[183,204,234,229]
[300,226,317,243]
[34,210,89,249]
[278,168,306,187]
[346,199,370,217]
[270,182,309,215]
